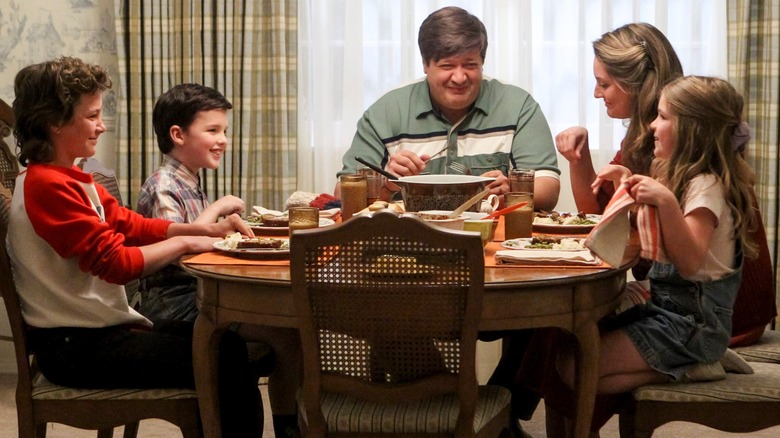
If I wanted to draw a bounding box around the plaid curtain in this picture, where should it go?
[114,0,297,209]
[728,0,780,300]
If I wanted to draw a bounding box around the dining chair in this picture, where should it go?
[78,157,125,207]
[0,97,19,192]
[616,197,780,438]
[617,361,780,438]
[290,210,512,437]
[0,192,203,438]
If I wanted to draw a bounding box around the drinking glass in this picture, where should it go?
[504,192,534,239]
[340,174,367,221]
[288,206,320,236]
[509,169,535,194]
[357,167,382,205]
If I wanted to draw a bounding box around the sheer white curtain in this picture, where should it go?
[298,0,726,210]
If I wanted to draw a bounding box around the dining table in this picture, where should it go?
[181,216,639,438]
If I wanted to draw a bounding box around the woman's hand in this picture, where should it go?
[592,164,632,194]
[555,126,590,163]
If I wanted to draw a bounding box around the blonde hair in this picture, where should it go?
[594,23,683,175]
[655,76,757,258]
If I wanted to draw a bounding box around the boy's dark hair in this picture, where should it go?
[153,83,232,154]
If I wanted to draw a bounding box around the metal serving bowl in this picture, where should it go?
[394,175,495,212]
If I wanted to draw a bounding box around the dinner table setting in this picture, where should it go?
[182,174,640,438]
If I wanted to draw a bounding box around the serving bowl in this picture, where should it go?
[394,175,495,212]
[415,210,467,231]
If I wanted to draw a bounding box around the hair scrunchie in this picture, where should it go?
[731,121,751,153]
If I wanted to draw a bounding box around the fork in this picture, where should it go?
[448,161,471,175]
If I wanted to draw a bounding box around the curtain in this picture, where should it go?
[114,0,297,209]
[298,0,727,210]
[728,0,780,297]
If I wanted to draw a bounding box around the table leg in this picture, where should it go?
[572,320,600,438]
[193,314,224,438]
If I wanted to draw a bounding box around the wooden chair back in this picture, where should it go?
[78,157,125,207]
[0,98,19,192]
[291,211,510,437]
[0,192,202,438]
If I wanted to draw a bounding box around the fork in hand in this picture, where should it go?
[448,161,471,175]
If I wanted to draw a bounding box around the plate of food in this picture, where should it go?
[532,211,601,234]
[245,214,335,235]
[214,234,290,259]
[502,236,587,251]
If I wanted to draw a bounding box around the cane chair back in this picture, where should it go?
[0,98,19,192]
[78,157,125,207]
[291,211,511,437]
[0,192,202,438]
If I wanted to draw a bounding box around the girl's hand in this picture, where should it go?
[624,175,675,207]
[555,126,590,162]
[592,164,632,194]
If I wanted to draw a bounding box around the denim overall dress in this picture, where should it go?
[622,253,743,380]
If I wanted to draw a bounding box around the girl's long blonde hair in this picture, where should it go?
[594,23,683,175]
[655,76,757,258]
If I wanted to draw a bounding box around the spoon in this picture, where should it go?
[448,188,491,219]
[355,157,398,180]
[483,201,529,220]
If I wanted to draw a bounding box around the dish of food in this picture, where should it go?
[532,211,601,234]
[213,235,290,259]
[502,236,587,251]
[244,216,335,235]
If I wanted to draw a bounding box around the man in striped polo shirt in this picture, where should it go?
[335,6,560,211]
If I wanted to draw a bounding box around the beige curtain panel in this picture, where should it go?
[114,0,298,209]
[728,0,780,299]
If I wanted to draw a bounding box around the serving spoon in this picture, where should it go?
[448,188,491,219]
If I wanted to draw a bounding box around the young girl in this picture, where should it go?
[561,75,758,392]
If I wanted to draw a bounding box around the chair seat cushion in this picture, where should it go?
[32,374,197,401]
[633,362,780,403]
[734,330,780,363]
[317,384,510,434]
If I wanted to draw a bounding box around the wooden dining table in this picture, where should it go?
[181,219,639,438]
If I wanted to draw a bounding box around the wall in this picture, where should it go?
[0,0,118,374]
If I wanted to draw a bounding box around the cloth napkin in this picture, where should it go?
[494,249,601,266]
[250,205,340,219]
[585,183,666,267]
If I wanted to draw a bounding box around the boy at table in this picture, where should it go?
[137,83,302,437]
[9,56,261,436]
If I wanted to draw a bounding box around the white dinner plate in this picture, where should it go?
[244,217,335,235]
[213,238,290,259]
[501,237,587,251]
[532,213,601,234]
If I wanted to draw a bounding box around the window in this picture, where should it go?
[298,0,726,210]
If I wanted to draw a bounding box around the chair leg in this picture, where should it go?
[121,421,140,438]
[98,428,115,438]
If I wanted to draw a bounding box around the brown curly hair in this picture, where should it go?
[13,56,112,166]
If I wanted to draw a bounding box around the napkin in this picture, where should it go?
[251,206,284,217]
[585,183,666,267]
[495,249,600,266]
[251,205,341,219]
